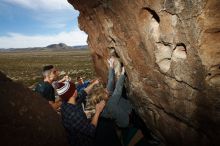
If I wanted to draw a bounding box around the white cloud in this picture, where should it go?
[47,23,67,29]
[3,0,73,11]
[0,29,88,48]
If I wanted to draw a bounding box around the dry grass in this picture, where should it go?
[0,49,95,87]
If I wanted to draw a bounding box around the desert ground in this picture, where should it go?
[0,49,95,87]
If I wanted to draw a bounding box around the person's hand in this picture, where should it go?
[121,67,125,75]
[90,79,96,84]
[58,75,71,83]
[107,57,114,68]
[63,75,71,82]
[67,76,71,81]
[95,100,106,114]
[93,79,100,85]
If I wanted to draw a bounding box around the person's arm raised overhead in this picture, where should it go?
[107,58,115,95]
[77,79,99,103]
[107,67,129,127]
[109,67,126,105]
[71,100,105,137]
[76,79,100,104]
[84,79,100,94]
[91,100,106,127]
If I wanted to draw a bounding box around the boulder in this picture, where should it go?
[0,72,69,146]
[68,0,220,145]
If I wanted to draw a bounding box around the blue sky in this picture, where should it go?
[0,0,87,48]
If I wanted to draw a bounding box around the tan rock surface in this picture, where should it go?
[68,0,220,145]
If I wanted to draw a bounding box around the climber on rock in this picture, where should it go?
[90,58,160,146]
[89,58,146,146]
[90,58,133,127]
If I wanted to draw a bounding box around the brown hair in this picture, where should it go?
[90,87,108,106]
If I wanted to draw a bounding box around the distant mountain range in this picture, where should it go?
[0,43,88,52]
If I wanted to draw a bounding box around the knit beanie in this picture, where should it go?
[56,81,76,101]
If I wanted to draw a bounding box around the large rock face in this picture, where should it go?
[0,72,69,146]
[68,0,220,145]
